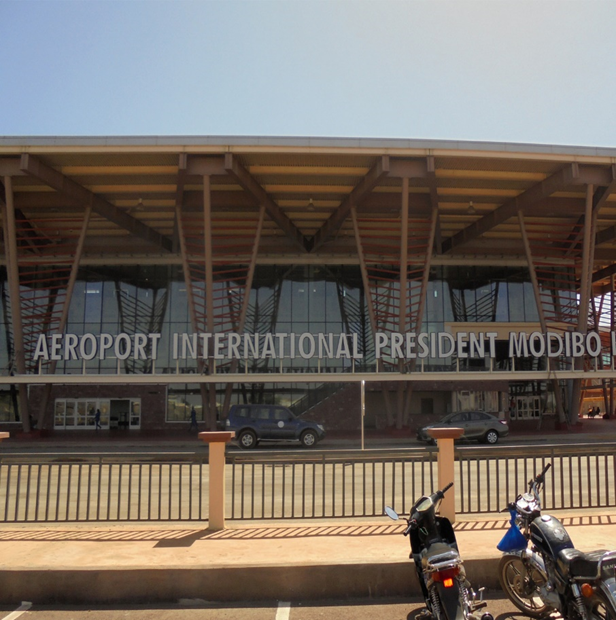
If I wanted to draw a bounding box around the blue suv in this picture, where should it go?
[225,404,325,449]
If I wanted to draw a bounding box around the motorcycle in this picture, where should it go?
[386,482,492,620]
[498,462,616,620]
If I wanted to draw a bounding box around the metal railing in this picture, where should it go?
[0,444,614,523]
[457,447,616,514]
[0,456,209,523]
[228,451,437,520]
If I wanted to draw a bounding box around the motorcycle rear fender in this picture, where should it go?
[434,581,465,620]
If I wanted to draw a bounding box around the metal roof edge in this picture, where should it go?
[1,135,616,158]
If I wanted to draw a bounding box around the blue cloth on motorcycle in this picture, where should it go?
[497,509,527,552]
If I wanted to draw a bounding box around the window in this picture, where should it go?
[256,407,270,420]
[0,390,18,423]
[273,407,292,421]
[234,406,250,418]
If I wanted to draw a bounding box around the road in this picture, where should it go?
[2,430,616,456]
[0,594,523,620]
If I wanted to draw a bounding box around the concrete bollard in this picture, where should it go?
[198,431,235,531]
[426,427,463,523]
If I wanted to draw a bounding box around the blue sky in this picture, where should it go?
[1,0,615,146]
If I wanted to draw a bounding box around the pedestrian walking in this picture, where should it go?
[189,406,198,432]
[95,408,102,430]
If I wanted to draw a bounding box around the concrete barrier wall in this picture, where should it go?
[0,559,502,604]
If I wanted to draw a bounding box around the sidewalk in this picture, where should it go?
[1,511,615,604]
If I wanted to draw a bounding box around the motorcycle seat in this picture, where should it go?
[422,543,460,568]
[556,548,607,580]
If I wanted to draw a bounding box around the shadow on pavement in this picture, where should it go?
[0,522,408,545]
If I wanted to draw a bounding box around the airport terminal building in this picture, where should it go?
[1,136,616,436]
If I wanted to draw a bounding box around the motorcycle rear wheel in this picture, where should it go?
[589,592,616,620]
[498,555,551,618]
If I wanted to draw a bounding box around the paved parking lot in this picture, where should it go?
[0,595,520,620]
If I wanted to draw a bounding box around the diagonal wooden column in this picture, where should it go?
[203,174,217,430]
[175,162,210,426]
[312,156,390,252]
[351,208,378,342]
[569,185,596,424]
[221,205,266,416]
[402,202,439,426]
[518,211,566,425]
[20,154,172,253]
[351,206,394,427]
[399,178,410,332]
[426,156,442,254]
[1,176,31,432]
[37,205,93,429]
[175,209,200,343]
[396,178,410,428]
[224,154,306,253]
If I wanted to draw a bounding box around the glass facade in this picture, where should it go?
[0,262,575,422]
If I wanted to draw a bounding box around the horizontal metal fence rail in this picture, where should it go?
[0,444,614,522]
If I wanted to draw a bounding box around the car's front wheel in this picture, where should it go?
[300,430,318,448]
[484,430,499,444]
[238,430,257,449]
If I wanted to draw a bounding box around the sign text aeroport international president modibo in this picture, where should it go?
[32,330,613,362]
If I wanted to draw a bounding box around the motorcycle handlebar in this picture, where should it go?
[530,463,552,488]
[404,484,453,534]
[403,519,418,536]
[537,463,552,478]
[441,482,454,494]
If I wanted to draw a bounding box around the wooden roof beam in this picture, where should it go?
[588,165,616,247]
[564,167,616,255]
[441,163,611,254]
[1,179,52,254]
[185,155,226,176]
[591,262,616,285]
[310,155,390,252]
[20,154,174,253]
[224,153,308,253]
[0,158,25,176]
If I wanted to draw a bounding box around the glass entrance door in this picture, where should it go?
[54,398,138,429]
[111,399,131,429]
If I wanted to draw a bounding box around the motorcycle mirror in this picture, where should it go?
[384,506,399,521]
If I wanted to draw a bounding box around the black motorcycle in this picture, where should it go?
[498,463,616,620]
[386,482,492,620]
